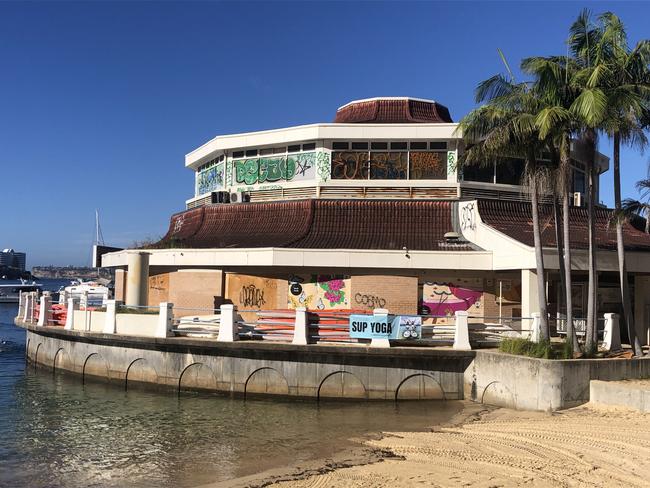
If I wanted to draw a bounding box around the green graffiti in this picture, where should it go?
[447,151,456,172]
[316,151,330,182]
[225,161,233,187]
[234,156,304,185]
[234,159,259,185]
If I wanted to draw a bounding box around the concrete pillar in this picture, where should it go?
[125,252,149,307]
[114,269,127,302]
[58,289,67,305]
[155,302,174,338]
[634,275,650,346]
[453,310,471,350]
[530,313,541,342]
[217,304,239,342]
[103,300,120,334]
[24,292,35,323]
[521,269,540,319]
[370,308,391,348]
[64,297,76,331]
[292,307,309,345]
[17,292,25,320]
[37,293,52,327]
[603,313,621,351]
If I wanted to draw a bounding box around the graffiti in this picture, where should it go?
[421,279,483,318]
[409,152,447,180]
[225,161,233,187]
[460,203,476,231]
[233,153,319,186]
[355,293,387,309]
[447,151,456,173]
[369,152,407,179]
[288,152,316,181]
[239,285,266,308]
[288,274,350,310]
[172,214,185,234]
[196,163,225,195]
[331,152,369,180]
[316,151,330,182]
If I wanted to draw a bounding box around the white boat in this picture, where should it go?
[0,280,43,303]
[60,279,110,306]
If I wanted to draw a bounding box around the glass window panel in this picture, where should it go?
[245,149,258,157]
[331,152,369,180]
[573,169,586,194]
[430,141,447,150]
[410,141,427,150]
[351,142,368,150]
[288,144,301,153]
[273,147,286,154]
[390,141,408,150]
[332,142,349,150]
[369,152,408,180]
[462,163,494,183]
[409,152,447,179]
[302,142,316,151]
[259,148,274,156]
[371,142,388,150]
[495,158,526,185]
[232,151,244,158]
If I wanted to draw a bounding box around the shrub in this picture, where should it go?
[499,338,573,360]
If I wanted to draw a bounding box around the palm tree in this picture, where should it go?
[522,55,582,351]
[616,178,650,234]
[595,12,650,356]
[458,69,551,340]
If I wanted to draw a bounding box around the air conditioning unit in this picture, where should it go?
[573,192,583,207]
[210,191,230,204]
[229,191,250,203]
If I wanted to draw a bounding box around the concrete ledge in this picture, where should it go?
[590,380,650,412]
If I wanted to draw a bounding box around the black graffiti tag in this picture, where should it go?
[240,285,266,308]
[355,293,386,309]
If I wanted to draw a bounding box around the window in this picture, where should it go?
[495,158,526,185]
[463,163,494,183]
[332,141,349,150]
[245,149,258,157]
[370,152,407,179]
[409,152,447,179]
[371,142,388,150]
[288,144,301,153]
[351,142,369,150]
[302,142,316,151]
[331,152,369,180]
[430,141,447,150]
[273,147,286,154]
[410,141,428,150]
[259,148,274,156]
[232,150,244,158]
[390,142,408,150]
[573,169,586,194]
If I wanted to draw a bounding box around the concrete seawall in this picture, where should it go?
[23,324,474,400]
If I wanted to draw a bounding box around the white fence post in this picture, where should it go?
[217,304,239,342]
[24,292,35,323]
[155,302,174,338]
[37,292,52,327]
[103,300,120,334]
[530,313,541,342]
[292,307,309,345]
[603,313,621,351]
[453,310,471,350]
[64,297,76,330]
[370,308,391,348]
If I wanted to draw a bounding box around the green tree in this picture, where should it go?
[616,178,650,235]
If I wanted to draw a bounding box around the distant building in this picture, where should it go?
[0,249,26,271]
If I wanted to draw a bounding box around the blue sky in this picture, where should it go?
[1,1,650,267]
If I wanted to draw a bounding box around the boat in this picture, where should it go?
[0,280,43,303]
[59,279,110,306]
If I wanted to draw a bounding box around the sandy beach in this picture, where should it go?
[216,403,650,488]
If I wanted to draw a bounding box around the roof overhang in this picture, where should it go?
[185,123,461,169]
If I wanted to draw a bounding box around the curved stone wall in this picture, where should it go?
[23,326,473,401]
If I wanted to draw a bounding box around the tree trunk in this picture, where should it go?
[613,132,642,355]
[561,134,578,351]
[529,158,549,341]
[585,129,598,353]
[554,197,567,335]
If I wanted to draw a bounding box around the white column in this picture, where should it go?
[64,297,76,331]
[24,292,35,323]
[103,300,120,334]
[453,310,471,350]
[155,302,174,338]
[370,308,391,348]
[530,313,541,342]
[58,289,67,305]
[81,291,89,332]
[217,304,239,342]
[292,307,309,345]
[17,292,25,320]
[37,293,52,327]
[521,269,540,319]
[126,252,150,307]
[603,313,621,351]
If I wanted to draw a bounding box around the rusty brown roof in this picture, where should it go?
[160,200,460,250]
[334,98,453,124]
[478,200,650,251]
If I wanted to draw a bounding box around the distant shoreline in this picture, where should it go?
[31,266,112,280]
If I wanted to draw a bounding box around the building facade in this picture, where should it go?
[0,249,26,272]
[102,97,650,344]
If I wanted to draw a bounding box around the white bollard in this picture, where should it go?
[453,310,471,350]
[24,292,35,323]
[603,313,621,351]
[155,302,174,338]
[370,308,391,348]
[37,293,52,327]
[292,307,309,345]
[64,297,76,331]
[17,292,24,319]
[530,313,541,342]
[103,300,120,334]
[217,304,239,342]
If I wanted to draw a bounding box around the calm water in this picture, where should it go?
[0,279,462,488]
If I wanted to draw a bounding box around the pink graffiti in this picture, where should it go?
[421,285,481,316]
